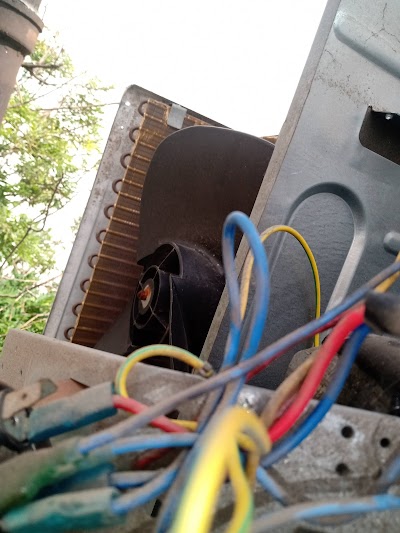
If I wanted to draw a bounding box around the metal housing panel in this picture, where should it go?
[204,0,400,389]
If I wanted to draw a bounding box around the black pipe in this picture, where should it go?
[365,291,400,336]
[357,334,400,391]
[0,0,43,124]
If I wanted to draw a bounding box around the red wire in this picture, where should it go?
[134,448,171,469]
[268,305,365,443]
[112,395,187,434]
[113,307,363,445]
[246,315,343,381]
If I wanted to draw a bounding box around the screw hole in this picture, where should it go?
[64,327,75,340]
[380,437,391,448]
[341,425,354,438]
[336,463,350,476]
[21,393,27,400]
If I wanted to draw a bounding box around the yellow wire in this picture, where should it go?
[116,344,212,398]
[173,419,198,430]
[172,406,271,533]
[173,417,258,455]
[240,225,321,346]
[375,251,400,293]
[226,443,253,533]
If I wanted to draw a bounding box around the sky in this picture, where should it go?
[37,0,328,269]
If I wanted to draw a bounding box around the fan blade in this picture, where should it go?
[169,277,189,352]
[137,126,274,262]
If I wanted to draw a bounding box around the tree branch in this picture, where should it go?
[22,63,61,70]
[31,173,65,233]
[0,174,65,271]
[19,312,49,330]
[8,72,84,108]
[38,102,119,111]
[0,273,61,300]
[21,62,63,86]
[0,227,32,272]
[25,69,58,86]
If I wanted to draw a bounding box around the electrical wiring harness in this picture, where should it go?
[0,211,400,533]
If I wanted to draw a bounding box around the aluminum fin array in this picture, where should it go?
[69,99,209,347]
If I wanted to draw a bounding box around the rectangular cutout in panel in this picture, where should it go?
[359,107,400,165]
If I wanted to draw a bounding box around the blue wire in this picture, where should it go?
[221,211,270,368]
[256,466,289,505]
[196,211,270,425]
[111,465,178,515]
[152,212,269,531]
[153,213,269,532]
[377,455,400,492]
[109,435,194,517]
[79,261,400,454]
[207,211,270,414]
[262,324,370,469]
[110,433,196,455]
[109,471,158,489]
[252,494,400,531]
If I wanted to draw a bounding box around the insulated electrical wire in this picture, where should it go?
[78,259,400,455]
[157,212,270,532]
[111,462,179,515]
[256,466,289,505]
[113,395,190,433]
[197,211,271,430]
[115,344,213,398]
[227,443,253,533]
[240,225,321,346]
[156,212,271,533]
[109,470,158,490]
[113,395,255,453]
[196,211,270,434]
[251,493,400,532]
[375,251,400,293]
[268,305,365,442]
[376,455,400,493]
[221,211,270,368]
[152,207,273,532]
[4,209,400,532]
[262,324,370,469]
[261,353,316,428]
[110,433,197,455]
[171,407,271,533]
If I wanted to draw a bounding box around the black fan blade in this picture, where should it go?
[169,277,189,352]
[137,126,274,263]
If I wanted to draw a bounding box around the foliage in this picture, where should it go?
[0,274,59,346]
[0,31,112,346]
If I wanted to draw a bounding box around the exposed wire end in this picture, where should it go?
[1,488,122,533]
[198,362,214,378]
[0,437,113,515]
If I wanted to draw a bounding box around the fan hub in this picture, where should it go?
[137,280,154,314]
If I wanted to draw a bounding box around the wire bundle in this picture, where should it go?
[1,211,400,533]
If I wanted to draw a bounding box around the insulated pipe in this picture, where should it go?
[357,334,400,390]
[0,0,43,124]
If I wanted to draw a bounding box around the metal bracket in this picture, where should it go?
[167,103,187,129]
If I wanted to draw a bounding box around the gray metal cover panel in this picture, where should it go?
[204,0,400,389]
